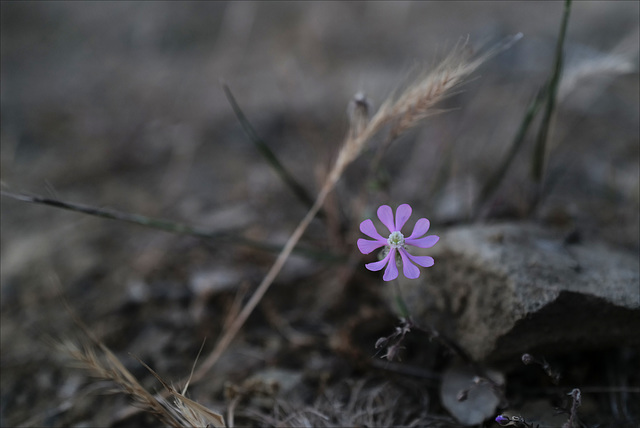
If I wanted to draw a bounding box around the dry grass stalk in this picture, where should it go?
[189,36,522,386]
[237,379,437,427]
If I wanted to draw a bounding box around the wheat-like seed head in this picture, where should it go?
[58,310,226,428]
[59,339,186,427]
[332,35,522,186]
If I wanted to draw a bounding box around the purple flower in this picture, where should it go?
[357,204,439,281]
[494,414,510,426]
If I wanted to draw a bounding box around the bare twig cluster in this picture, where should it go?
[498,353,584,428]
[562,388,582,428]
[521,353,562,384]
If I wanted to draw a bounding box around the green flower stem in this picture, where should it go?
[392,279,411,319]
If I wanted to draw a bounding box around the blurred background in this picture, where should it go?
[1,2,638,426]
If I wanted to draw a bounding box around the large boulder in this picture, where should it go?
[393,222,640,362]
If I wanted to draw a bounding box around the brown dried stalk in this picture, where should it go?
[189,36,521,386]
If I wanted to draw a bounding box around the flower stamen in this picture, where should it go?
[387,231,405,248]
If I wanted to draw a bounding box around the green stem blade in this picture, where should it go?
[531,0,572,188]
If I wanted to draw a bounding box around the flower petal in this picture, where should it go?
[359,219,386,241]
[382,248,398,281]
[394,204,412,232]
[357,238,386,255]
[377,205,395,233]
[405,235,439,248]
[365,252,391,271]
[399,248,420,279]
[408,218,430,239]
[404,252,435,268]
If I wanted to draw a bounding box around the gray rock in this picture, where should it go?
[392,222,640,362]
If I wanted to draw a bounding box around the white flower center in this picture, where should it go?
[387,231,405,249]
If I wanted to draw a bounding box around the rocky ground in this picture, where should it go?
[1,2,639,427]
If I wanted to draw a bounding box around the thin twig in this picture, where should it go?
[0,190,340,262]
[222,82,324,217]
